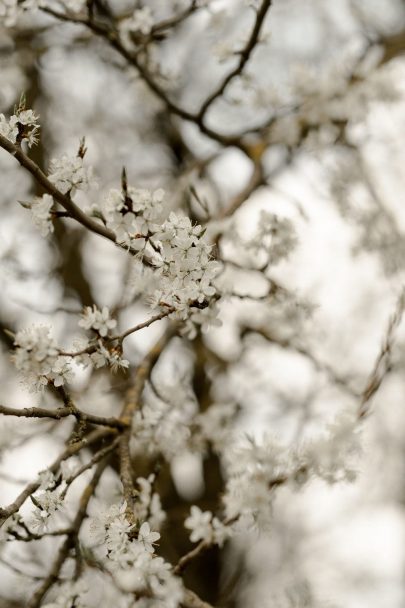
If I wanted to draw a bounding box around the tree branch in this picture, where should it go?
[0,404,127,429]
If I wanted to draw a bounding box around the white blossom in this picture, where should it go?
[101,186,164,248]
[0,106,39,147]
[29,482,66,533]
[184,506,230,547]
[13,325,73,391]
[184,506,212,543]
[79,305,117,337]
[138,521,160,553]
[48,154,95,195]
[89,502,181,606]
[150,212,221,315]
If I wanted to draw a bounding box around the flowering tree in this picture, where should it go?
[1,1,405,607]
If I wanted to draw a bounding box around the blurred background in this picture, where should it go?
[1,0,405,606]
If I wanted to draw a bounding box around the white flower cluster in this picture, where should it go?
[98,183,222,336]
[29,193,54,236]
[100,186,164,249]
[89,502,183,607]
[185,505,231,547]
[76,305,129,373]
[152,213,221,329]
[29,471,65,534]
[78,305,117,337]
[13,325,72,391]
[48,154,95,196]
[222,412,361,530]
[0,107,39,147]
[222,436,294,530]
[83,340,130,373]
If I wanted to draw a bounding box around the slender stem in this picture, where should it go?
[198,0,273,121]
[0,404,127,429]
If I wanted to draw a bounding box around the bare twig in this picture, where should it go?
[198,0,273,120]
[359,288,405,419]
[0,404,126,429]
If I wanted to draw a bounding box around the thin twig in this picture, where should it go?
[198,0,273,120]
[359,288,405,419]
[0,404,127,429]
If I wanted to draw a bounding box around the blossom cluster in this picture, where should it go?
[184,505,231,547]
[48,154,95,196]
[78,305,117,337]
[29,471,65,533]
[221,411,361,529]
[0,106,39,147]
[13,325,73,391]
[89,502,183,606]
[97,184,222,336]
[75,305,129,373]
[100,186,165,249]
[151,213,221,312]
[12,305,130,389]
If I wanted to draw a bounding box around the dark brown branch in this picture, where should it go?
[359,288,405,419]
[39,6,245,151]
[0,404,127,429]
[198,0,273,121]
